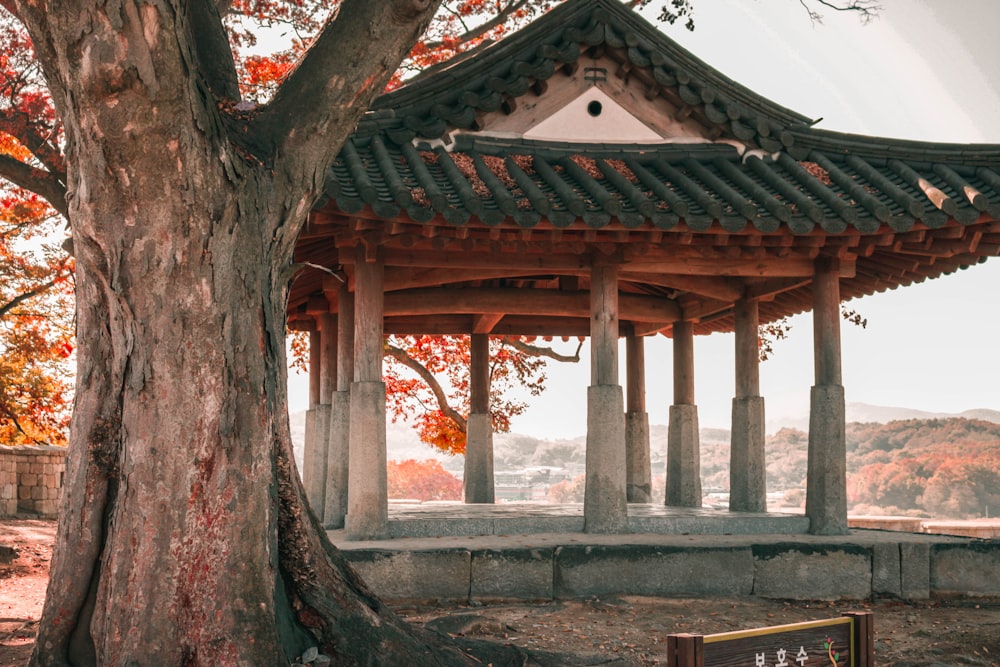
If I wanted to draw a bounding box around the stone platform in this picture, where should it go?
[328,502,1000,603]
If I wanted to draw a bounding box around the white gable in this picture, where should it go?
[524,88,662,142]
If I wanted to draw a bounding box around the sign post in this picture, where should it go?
[666,611,874,667]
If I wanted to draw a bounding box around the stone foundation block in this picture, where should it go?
[931,542,1000,597]
[471,548,554,600]
[900,542,930,600]
[555,545,753,598]
[753,543,871,600]
[344,549,471,601]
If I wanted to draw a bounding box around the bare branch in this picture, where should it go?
[385,343,467,432]
[503,337,583,364]
[422,0,530,51]
[798,0,881,24]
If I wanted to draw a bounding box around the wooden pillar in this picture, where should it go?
[806,256,848,535]
[584,263,627,533]
[730,297,767,512]
[324,284,353,528]
[346,246,388,540]
[464,334,495,503]
[625,333,652,503]
[666,320,702,507]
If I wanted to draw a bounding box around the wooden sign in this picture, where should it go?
[667,611,873,667]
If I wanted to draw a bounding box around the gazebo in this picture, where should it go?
[288,0,1000,540]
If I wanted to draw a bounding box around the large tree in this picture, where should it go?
[5,1,499,664]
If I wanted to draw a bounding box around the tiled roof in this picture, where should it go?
[321,134,1000,235]
[361,0,810,152]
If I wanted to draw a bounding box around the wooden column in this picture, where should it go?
[625,333,652,503]
[806,256,848,535]
[666,320,702,507]
[324,284,353,528]
[346,246,388,540]
[730,297,767,512]
[464,334,495,503]
[584,263,627,533]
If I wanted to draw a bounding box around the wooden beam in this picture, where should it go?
[345,247,857,278]
[382,287,681,323]
[473,313,505,334]
[383,266,554,292]
[618,271,742,301]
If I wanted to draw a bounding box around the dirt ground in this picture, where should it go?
[2,519,998,667]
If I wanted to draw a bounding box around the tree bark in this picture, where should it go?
[12,1,504,664]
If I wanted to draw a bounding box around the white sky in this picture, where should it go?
[289,0,1000,437]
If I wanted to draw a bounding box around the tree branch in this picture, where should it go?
[0,107,66,178]
[250,0,442,173]
[185,0,241,100]
[386,343,467,432]
[798,0,881,23]
[422,0,530,51]
[0,276,59,320]
[0,154,67,217]
[503,337,583,364]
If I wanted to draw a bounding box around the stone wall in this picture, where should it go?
[0,445,66,517]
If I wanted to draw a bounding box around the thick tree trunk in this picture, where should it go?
[17,2,493,664]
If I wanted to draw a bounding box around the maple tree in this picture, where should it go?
[384,334,581,454]
[0,18,73,446]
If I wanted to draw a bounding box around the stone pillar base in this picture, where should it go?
[346,381,388,540]
[625,411,651,503]
[666,404,702,507]
[806,384,848,535]
[730,396,766,512]
[584,384,628,533]
[323,391,350,529]
[464,412,495,504]
[303,405,331,521]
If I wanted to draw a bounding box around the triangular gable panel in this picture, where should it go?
[475,58,719,143]
[524,88,663,142]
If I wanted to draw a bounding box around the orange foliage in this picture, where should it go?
[384,334,549,455]
[0,188,73,446]
[387,459,462,501]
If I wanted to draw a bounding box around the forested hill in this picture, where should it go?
[759,418,1000,519]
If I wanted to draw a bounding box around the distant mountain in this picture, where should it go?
[768,403,1000,432]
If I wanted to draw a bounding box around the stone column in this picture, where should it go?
[806,257,848,535]
[584,263,627,533]
[324,283,353,528]
[305,313,337,520]
[346,247,388,540]
[303,326,323,509]
[666,320,702,507]
[464,333,495,503]
[625,333,652,503]
[730,297,767,512]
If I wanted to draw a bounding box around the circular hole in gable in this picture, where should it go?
[587,100,603,117]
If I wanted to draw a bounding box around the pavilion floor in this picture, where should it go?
[331,501,810,540]
[325,503,999,602]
